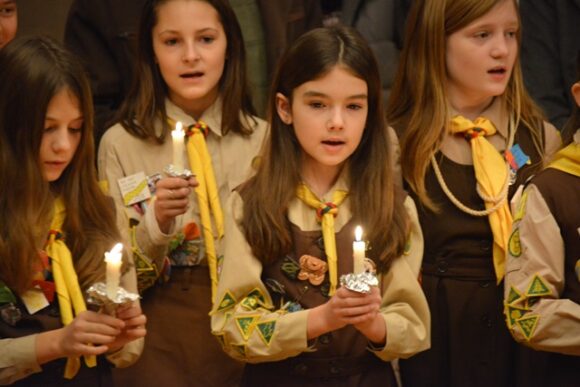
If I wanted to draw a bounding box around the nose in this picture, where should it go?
[183,40,200,63]
[52,129,73,153]
[491,35,509,58]
[326,107,344,131]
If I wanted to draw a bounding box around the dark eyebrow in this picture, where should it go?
[302,91,367,99]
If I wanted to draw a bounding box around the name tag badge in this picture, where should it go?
[21,287,49,315]
[118,172,152,206]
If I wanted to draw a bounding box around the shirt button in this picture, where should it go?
[437,260,448,273]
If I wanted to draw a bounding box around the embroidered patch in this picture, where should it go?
[281,256,301,280]
[526,274,551,297]
[507,286,524,305]
[526,297,540,309]
[247,288,267,304]
[508,229,522,258]
[576,259,580,283]
[213,332,227,349]
[240,296,262,311]
[256,320,276,346]
[265,278,286,295]
[516,314,539,341]
[217,291,237,312]
[297,255,327,286]
[505,144,530,172]
[505,304,529,329]
[232,344,247,358]
[235,315,259,340]
[513,190,529,222]
[404,239,411,255]
[281,300,303,313]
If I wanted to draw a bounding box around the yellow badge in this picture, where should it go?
[232,344,247,358]
[508,229,522,258]
[505,304,528,330]
[213,332,227,349]
[507,286,524,305]
[513,190,529,222]
[575,259,580,283]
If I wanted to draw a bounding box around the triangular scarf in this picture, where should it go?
[296,183,348,295]
[449,116,512,283]
[548,129,580,177]
[45,197,96,378]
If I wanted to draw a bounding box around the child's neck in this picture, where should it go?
[301,163,344,198]
[449,96,495,121]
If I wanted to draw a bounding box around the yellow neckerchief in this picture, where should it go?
[295,183,348,295]
[449,116,513,283]
[45,197,96,378]
[548,129,580,177]
[168,118,223,303]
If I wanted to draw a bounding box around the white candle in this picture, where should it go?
[171,121,185,171]
[353,226,366,274]
[105,243,123,300]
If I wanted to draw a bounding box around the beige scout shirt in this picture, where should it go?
[0,266,144,384]
[504,183,580,355]
[441,97,560,166]
[98,99,267,269]
[211,177,430,363]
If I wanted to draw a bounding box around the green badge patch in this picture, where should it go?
[235,315,258,340]
[507,286,523,305]
[404,239,411,255]
[232,344,247,358]
[508,229,522,258]
[281,257,300,279]
[247,288,267,304]
[213,332,226,349]
[217,291,237,312]
[516,314,539,341]
[0,282,17,305]
[256,320,276,346]
[505,304,529,329]
[526,274,551,297]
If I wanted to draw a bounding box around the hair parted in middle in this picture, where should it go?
[116,0,256,143]
[0,36,121,294]
[386,0,546,209]
[240,26,409,272]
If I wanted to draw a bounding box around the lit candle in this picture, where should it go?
[353,226,366,274]
[105,243,123,300]
[171,121,185,171]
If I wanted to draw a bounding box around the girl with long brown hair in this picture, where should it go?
[211,26,430,387]
[386,0,561,385]
[0,36,145,386]
[98,0,267,385]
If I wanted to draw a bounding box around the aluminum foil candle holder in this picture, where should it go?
[340,257,378,294]
[164,164,195,179]
[87,282,140,316]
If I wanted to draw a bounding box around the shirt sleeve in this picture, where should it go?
[97,128,172,271]
[504,184,580,355]
[0,335,42,384]
[372,196,431,361]
[210,192,310,363]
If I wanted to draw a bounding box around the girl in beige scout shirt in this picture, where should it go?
[98,0,267,386]
[0,37,146,386]
[505,59,580,386]
[211,26,430,387]
[386,1,561,386]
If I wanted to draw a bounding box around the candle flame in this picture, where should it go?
[105,243,123,263]
[355,226,362,241]
[172,121,184,136]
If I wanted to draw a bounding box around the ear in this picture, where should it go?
[275,93,293,125]
[571,82,580,108]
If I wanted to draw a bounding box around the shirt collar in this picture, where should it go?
[165,97,224,137]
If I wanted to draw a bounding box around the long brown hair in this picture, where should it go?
[386,0,546,209]
[0,36,121,294]
[116,0,256,143]
[241,26,409,272]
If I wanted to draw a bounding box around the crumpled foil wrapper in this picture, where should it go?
[87,282,140,316]
[339,272,379,294]
[163,164,195,179]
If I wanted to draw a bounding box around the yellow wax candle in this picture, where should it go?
[171,121,185,171]
[353,226,366,274]
[105,243,123,300]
